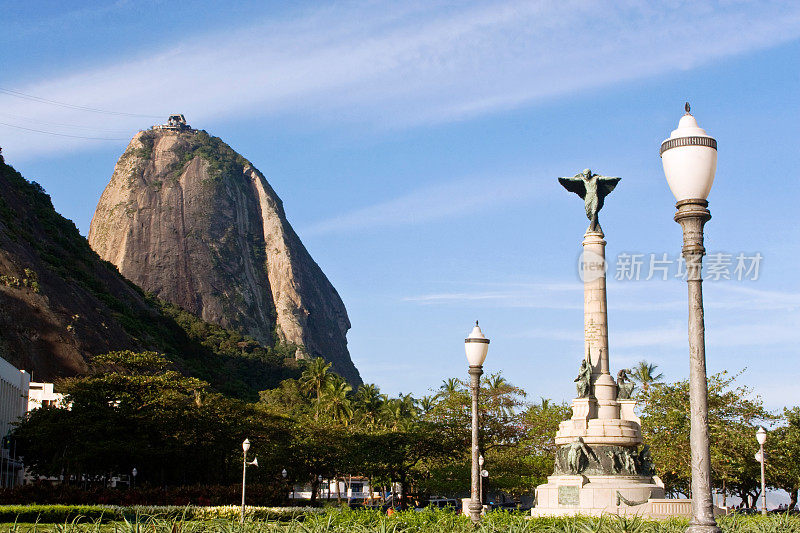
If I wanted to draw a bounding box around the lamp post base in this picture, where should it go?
[468,501,483,525]
[686,524,722,533]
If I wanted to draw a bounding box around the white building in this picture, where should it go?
[27,382,64,410]
[0,357,29,487]
[290,477,385,502]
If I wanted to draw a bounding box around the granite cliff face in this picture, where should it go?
[0,150,303,398]
[88,128,360,384]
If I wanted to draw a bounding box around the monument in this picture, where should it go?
[531,169,687,518]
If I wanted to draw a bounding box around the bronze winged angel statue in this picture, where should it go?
[558,169,621,233]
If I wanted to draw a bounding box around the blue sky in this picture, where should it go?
[1,0,799,410]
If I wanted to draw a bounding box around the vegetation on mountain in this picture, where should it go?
[0,153,301,400]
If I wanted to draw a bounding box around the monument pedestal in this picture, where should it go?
[531,208,696,519]
[532,474,666,517]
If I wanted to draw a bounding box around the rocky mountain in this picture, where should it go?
[88,125,361,385]
[0,150,302,400]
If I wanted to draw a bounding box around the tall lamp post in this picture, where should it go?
[660,103,720,533]
[240,439,258,524]
[478,454,485,504]
[465,321,489,526]
[756,427,767,515]
[131,468,137,489]
[282,468,292,504]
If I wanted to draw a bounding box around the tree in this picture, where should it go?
[437,378,463,399]
[353,383,383,428]
[418,395,436,415]
[13,351,292,488]
[519,399,572,487]
[299,358,332,420]
[368,423,461,509]
[322,376,353,425]
[639,370,774,502]
[630,360,664,394]
[768,407,800,510]
[420,372,531,499]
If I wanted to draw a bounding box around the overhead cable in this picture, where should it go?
[0,121,128,141]
[0,87,162,119]
[0,111,133,134]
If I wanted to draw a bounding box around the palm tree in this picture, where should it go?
[300,357,332,420]
[484,374,510,391]
[418,395,436,415]
[437,377,463,399]
[323,377,353,425]
[484,373,515,417]
[354,383,383,427]
[630,360,664,393]
[379,398,403,430]
[396,393,419,420]
[538,397,551,410]
[377,394,419,429]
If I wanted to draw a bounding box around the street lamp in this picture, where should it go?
[282,468,293,504]
[131,468,137,489]
[318,474,324,501]
[240,439,258,524]
[478,454,485,504]
[465,321,489,526]
[660,102,720,533]
[480,468,489,506]
[756,427,767,515]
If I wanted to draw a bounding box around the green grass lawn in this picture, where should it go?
[0,508,796,532]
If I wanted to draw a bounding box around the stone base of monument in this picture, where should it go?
[531,474,668,518]
[531,475,727,519]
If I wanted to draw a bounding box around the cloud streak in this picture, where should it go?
[301,174,550,236]
[2,1,800,158]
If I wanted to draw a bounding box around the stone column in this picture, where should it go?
[581,230,618,419]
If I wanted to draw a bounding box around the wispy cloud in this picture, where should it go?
[301,174,552,236]
[2,1,800,158]
[404,278,800,314]
[404,280,583,309]
[515,316,799,350]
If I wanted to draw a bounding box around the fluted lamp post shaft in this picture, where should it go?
[241,439,250,524]
[661,103,721,533]
[756,427,767,515]
[465,322,489,526]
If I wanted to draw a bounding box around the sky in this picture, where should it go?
[1,0,799,415]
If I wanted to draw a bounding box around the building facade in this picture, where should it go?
[0,357,29,487]
[27,382,64,411]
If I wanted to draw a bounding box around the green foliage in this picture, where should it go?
[639,370,775,502]
[190,130,251,182]
[417,373,533,498]
[0,269,39,293]
[630,361,664,397]
[13,351,294,488]
[0,507,798,532]
[0,504,320,524]
[767,407,800,509]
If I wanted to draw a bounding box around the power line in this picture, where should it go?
[0,121,129,141]
[0,111,134,134]
[0,87,162,119]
